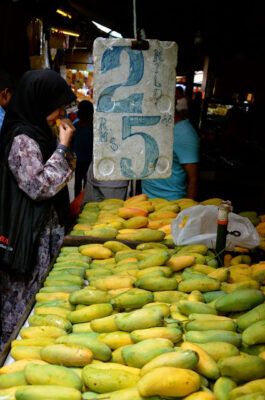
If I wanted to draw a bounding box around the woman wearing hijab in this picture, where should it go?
[0,69,76,350]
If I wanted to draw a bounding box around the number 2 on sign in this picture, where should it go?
[97,45,160,178]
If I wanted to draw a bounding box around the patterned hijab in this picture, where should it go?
[0,69,76,161]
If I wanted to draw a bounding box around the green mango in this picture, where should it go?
[185,330,242,347]
[178,300,217,316]
[67,303,113,324]
[135,276,178,291]
[242,320,265,345]
[15,385,81,400]
[122,338,173,368]
[28,314,72,333]
[178,277,220,292]
[56,333,111,361]
[115,309,164,332]
[0,371,27,389]
[153,291,188,303]
[213,377,237,400]
[130,327,182,343]
[110,289,153,310]
[237,304,265,331]
[218,354,265,381]
[215,289,265,313]
[69,289,110,305]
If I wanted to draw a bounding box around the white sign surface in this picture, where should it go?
[93,37,178,181]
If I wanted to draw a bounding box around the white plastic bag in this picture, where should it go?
[171,205,260,250]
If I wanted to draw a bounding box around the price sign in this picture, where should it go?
[93,38,178,181]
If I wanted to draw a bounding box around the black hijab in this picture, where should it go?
[0,69,76,162]
[0,69,76,225]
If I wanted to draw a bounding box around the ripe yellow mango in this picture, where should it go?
[0,360,48,375]
[80,245,113,259]
[11,338,56,348]
[103,241,132,253]
[118,207,148,219]
[90,313,122,333]
[124,216,149,229]
[138,251,169,269]
[143,303,170,318]
[98,331,133,349]
[184,391,217,400]
[137,367,201,397]
[35,292,70,302]
[166,255,195,271]
[148,210,178,221]
[181,341,220,380]
[20,326,67,339]
[147,218,174,230]
[94,276,135,291]
[130,327,182,343]
[40,344,93,367]
[11,346,43,361]
[125,193,148,205]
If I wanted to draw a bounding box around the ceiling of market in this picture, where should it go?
[4,0,265,73]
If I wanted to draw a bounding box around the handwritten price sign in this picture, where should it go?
[93,38,178,181]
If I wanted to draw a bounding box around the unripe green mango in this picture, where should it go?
[15,385,82,400]
[24,363,82,390]
[230,379,265,399]
[45,274,84,286]
[98,331,133,349]
[35,300,74,310]
[115,309,164,331]
[0,370,27,389]
[110,289,153,310]
[185,330,242,347]
[185,319,237,332]
[181,270,206,280]
[56,333,111,361]
[67,303,113,323]
[122,338,173,368]
[130,327,182,343]
[240,344,265,356]
[135,275,178,291]
[178,300,217,316]
[153,291,188,303]
[203,291,226,303]
[237,304,265,331]
[136,266,172,278]
[40,343,93,367]
[28,314,72,333]
[215,289,265,312]
[82,365,139,393]
[85,268,113,278]
[40,285,81,293]
[49,268,85,278]
[138,252,170,269]
[53,260,88,268]
[218,354,265,381]
[140,349,198,376]
[194,342,240,361]
[69,289,110,305]
[72,322,93,333]
[242,320,265,345]
[178,277,220,292]
[213,377,237,400]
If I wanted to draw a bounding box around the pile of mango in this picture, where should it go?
[70,195,223,243]
[1,241,265,400]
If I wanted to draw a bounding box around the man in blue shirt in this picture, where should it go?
[141,110,199,200]
[0,69,14,130]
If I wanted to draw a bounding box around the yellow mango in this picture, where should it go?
[147,218,174,230]
[68,303,113,324]
[130,229,165,242]
[148,210,178,221]
[103,241,132,253]
[11,338,55,348]
[98,331,133,349]
[118,207,148,219]
[0,360,48,375]
[80,244,113,259]
[181,342,220,380]
[35,292,70,302]
[20,326,67,339]
[166,255,195,271]
[124,216,149,229]
[40,344,93,367]
[94,276,135,290]
[10,346,43,361]
[184,391,217,400]
[15,385,81,400]
[137,367,201,397]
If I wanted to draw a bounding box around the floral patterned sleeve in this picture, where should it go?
[8,134,75,201]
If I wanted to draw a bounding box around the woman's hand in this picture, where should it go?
[58,118,76,147]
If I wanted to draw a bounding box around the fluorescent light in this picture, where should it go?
[51,27,79,37]
[56,9,72,19]
[109,31,123,38]
[92,21,122,38]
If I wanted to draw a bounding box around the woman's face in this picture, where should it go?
[46,105,65,127]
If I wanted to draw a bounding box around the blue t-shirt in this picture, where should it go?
[73,120,93,163]
[142,119,199,200]
[0,106,5,131]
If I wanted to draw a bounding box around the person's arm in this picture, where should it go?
[8,134,74,201]
[182,162,199,200]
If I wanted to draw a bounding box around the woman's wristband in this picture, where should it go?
[56,144,68,158]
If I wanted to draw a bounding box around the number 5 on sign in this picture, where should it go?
[93,37,178,181]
